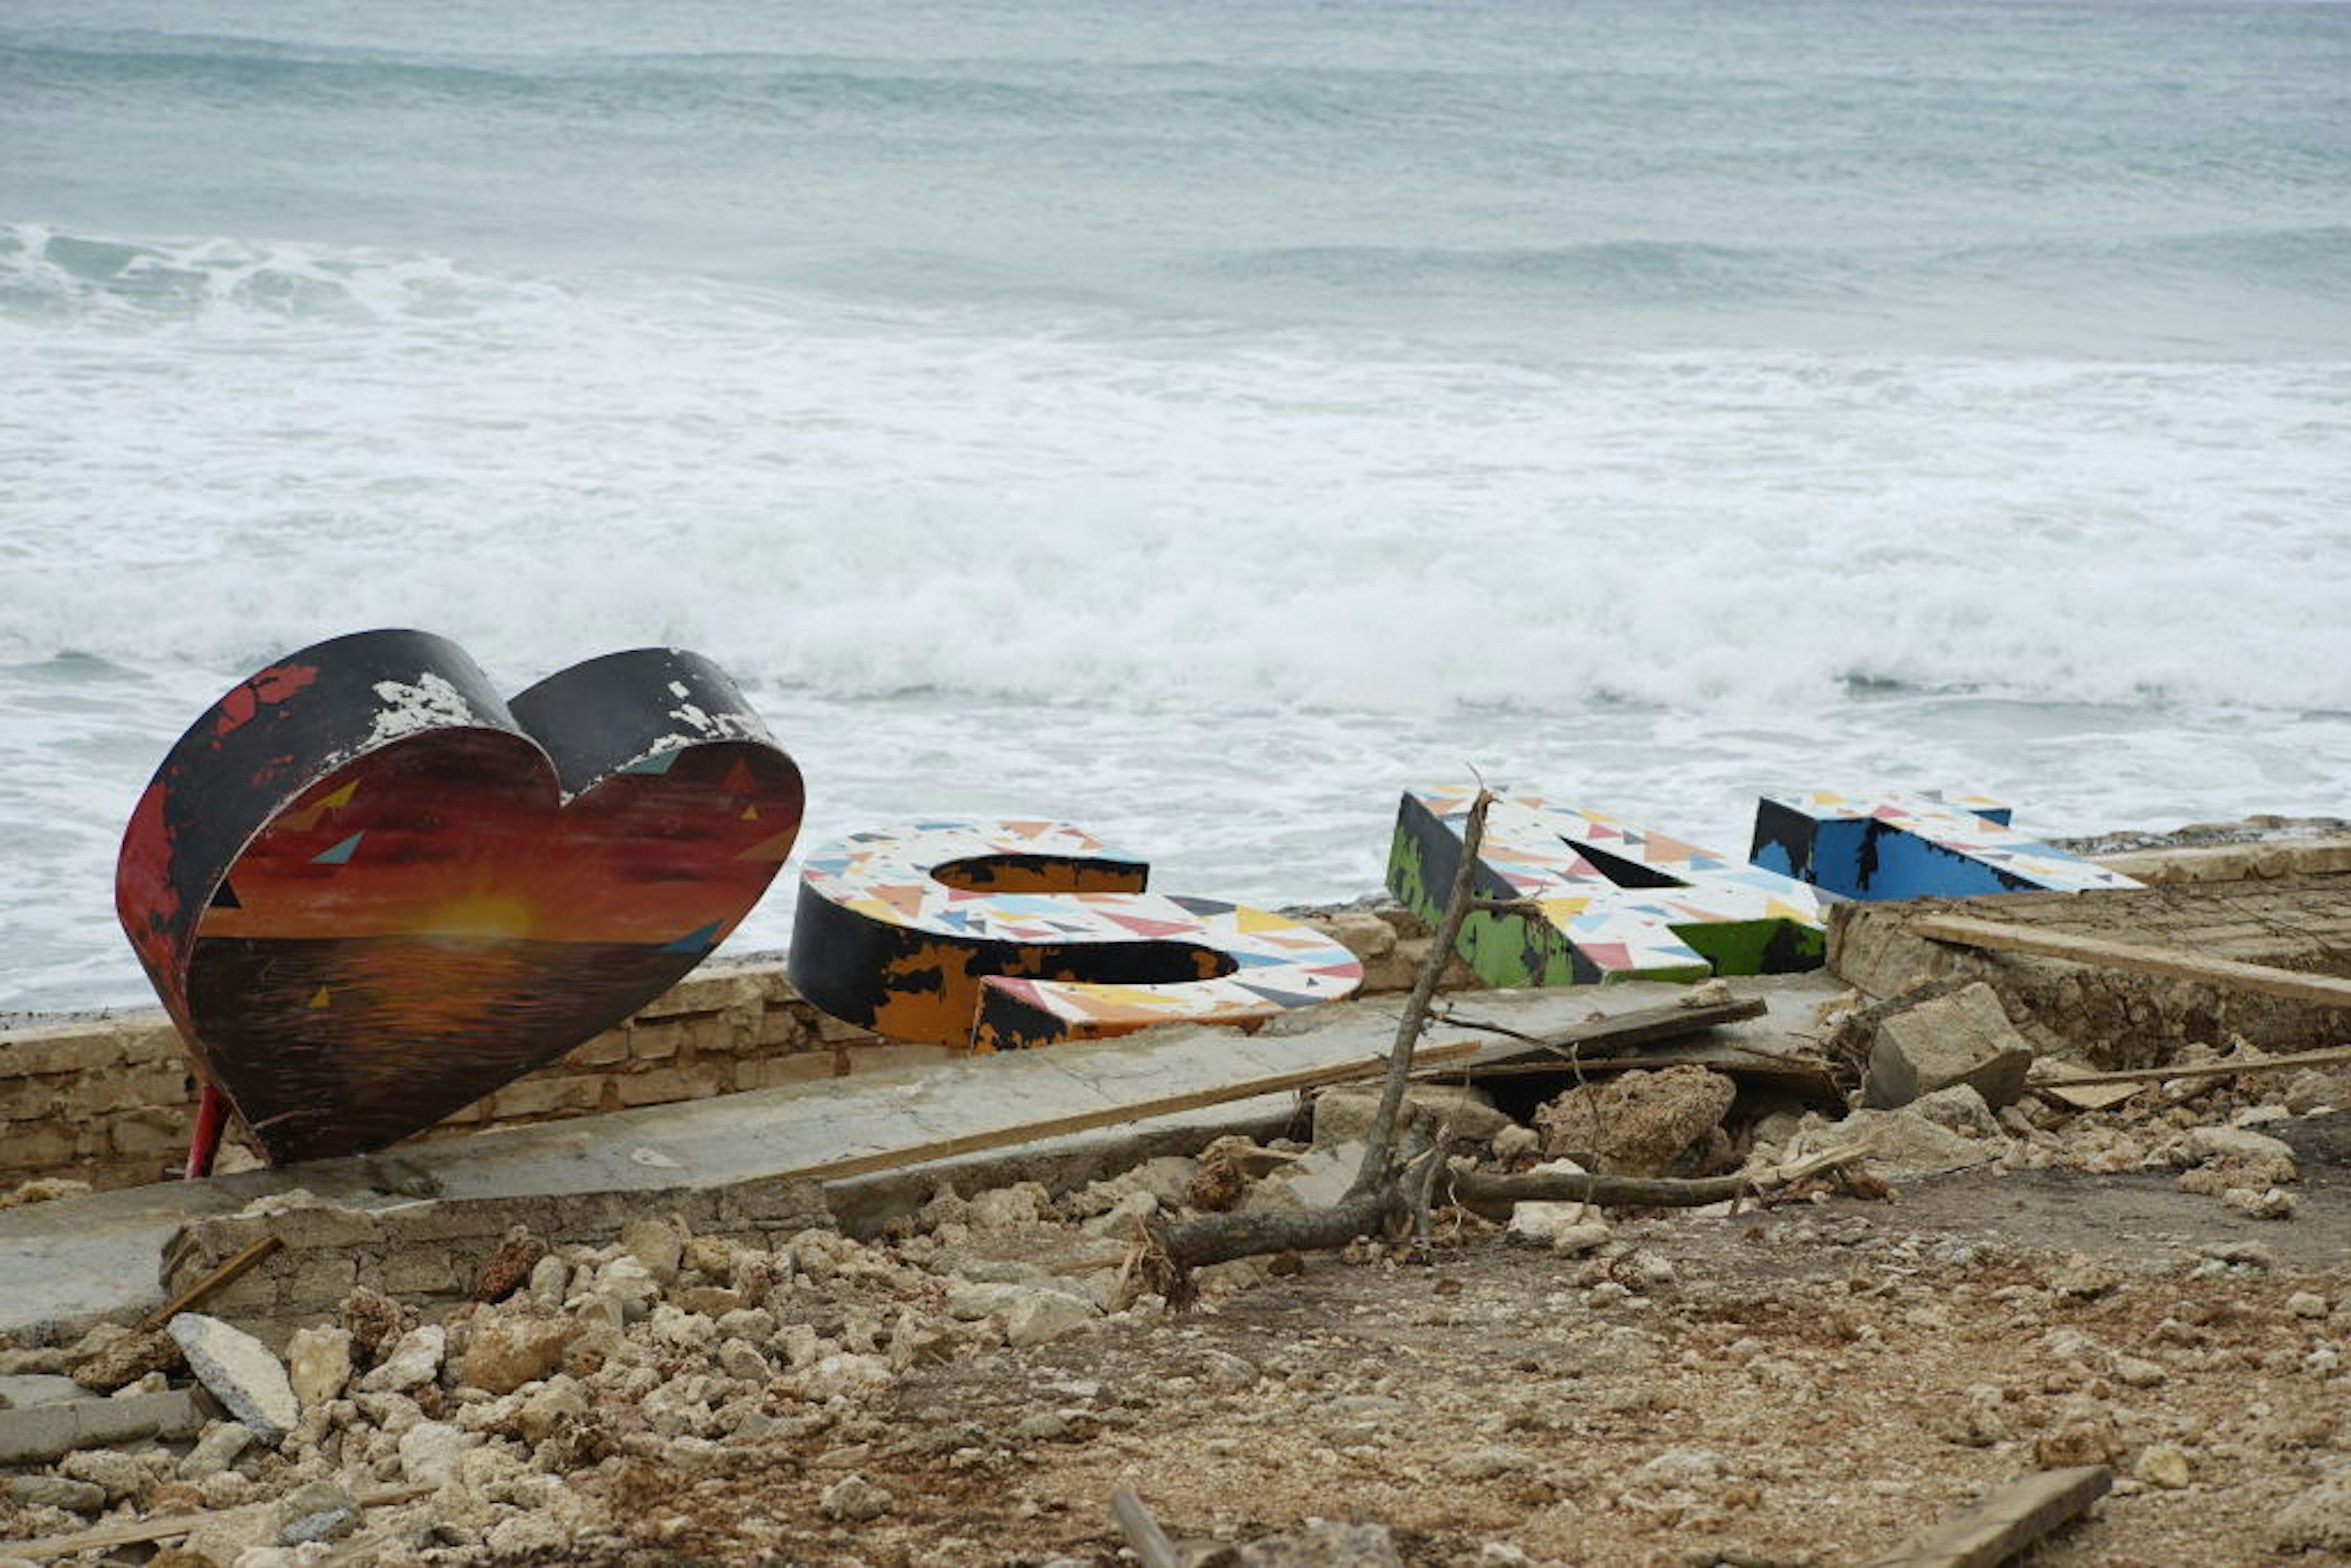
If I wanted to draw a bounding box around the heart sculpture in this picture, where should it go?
[115,629,803,1165]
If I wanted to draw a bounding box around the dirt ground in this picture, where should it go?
[531,1113,2351,1568]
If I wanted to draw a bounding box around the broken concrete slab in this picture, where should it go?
[0,1373,84,1409]
[0,975,1842,1345]
[168,1312,298,1444]
[1861,982,2034,1110]
[0,1385,212,1466]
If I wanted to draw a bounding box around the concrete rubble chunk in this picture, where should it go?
[275,1477,361,1545]
[1230,1519,1404,1566]
[397,1418,476,1486]
[0,1385,212,1466]
[285,1325,353,1409]
[168,1312,299,1446]
[1861,981,2034,1109]
[358,1324,446,1394]
[7,1473,107,1514]
[0,1373,85,1409]
[2187,1125,2297,1166]
[460,1307,582,1395]
[180,1419,256,1480]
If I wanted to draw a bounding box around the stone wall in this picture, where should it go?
[0,909,1452,1196]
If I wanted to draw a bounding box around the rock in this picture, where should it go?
[1839,1108,1997,1176]
[461,1307,582,1395]
[1861,983,2034,1110]
[1905,1083,2002,1138]
[168,1313,299,1445]
[2188,1125,2297,1166]
[180,1420,256,1480]
[1448,1446,1535,1479]
[591,1256,662,1322]
[1637,1447,1723,1486]
[527,1252,571,1303]
[1313,1085,1515,1150]
[718,1338,770,1383]
[1535,1065,1736,1177]
[2135,1443,2192,1489]
[790,1353,891,1401]
[58,1446,151,1500]
[619,1217,686,1283]
[284,1327,353,1409]
[2276,1471,2351,1552]
[968,1183,1055,1229]
[397,1419,475,1486]
[2222,1186,2298,1220]
[488,1511,574,1555]
[1229,1520,1403,1566]
[339,1287,418,1366]
[2290,1291,2331,1319]
[2034,1402,2125,1468]
[275,1478,359,1545]
[358,1325,445,1394]
[470,1226,549,1304]
[1005,1289,1098,1348]
[1507,1201,1611,1255]
[6,1474,106,1513]
[2283,1070,2350,1115]
[518,1377,588,1445]
[71,1327,184,1392]
[820,1471,896,1523]
[0,1373,84,1409]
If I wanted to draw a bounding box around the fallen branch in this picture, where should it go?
[1450,1140,1873,1218]
[1134,788,1498,1286]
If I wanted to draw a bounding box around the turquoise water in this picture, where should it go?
[4,0,2349,1009]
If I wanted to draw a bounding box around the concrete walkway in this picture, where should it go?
[0,976,1835,1340]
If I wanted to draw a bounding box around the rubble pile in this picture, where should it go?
[2,1008,2345,1567]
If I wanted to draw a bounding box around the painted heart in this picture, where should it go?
[115,629,803,1165]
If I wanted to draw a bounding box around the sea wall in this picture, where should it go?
[0,909,1445,1195]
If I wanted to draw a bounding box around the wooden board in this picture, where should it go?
[1907,913,2351,1009]
[1864,1465,2110,1568]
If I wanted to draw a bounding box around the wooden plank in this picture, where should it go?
[1864,1465,2110,1568]
[1907,912,2351,1009]
[132,1233,283,1333]
[1109,1488,1183,1568]
[1436,996,1766,1067]
[787,1038,1489,1185]
[2031,1042,2351,1093]
[12,1485,430,1562]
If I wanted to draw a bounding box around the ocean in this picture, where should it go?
[4,0,2348,1013]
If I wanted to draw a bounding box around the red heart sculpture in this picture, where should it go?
[114,630,803,1165]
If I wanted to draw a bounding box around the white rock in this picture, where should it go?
[1005,1289,1098,1348]
[179,1420,256,1480]
[169,1313,300,1445]
[396,1420,476,1487]
[358,1326,445,1394]
[284,1327,353,1410]
[2188,1125,2297,1166]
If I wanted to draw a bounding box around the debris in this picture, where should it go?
[166,1314,298,1446]
[70,1328,183,1394]
[1859,983,2034,1111]
[1907,912,2351,1011]
[0,1386,211,1467]
[132,1236,284,1335]
[1109,1488,1183,1568]
[1535,1065,1738,1177]
[1862,1464,2110,1568]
